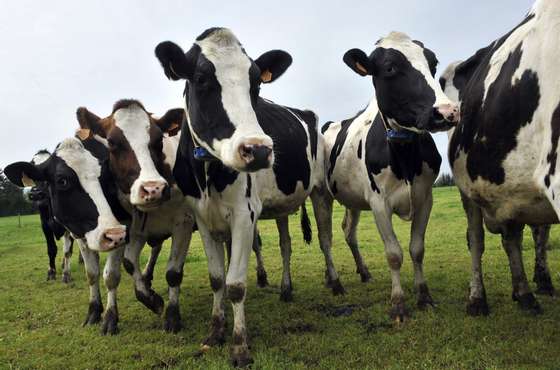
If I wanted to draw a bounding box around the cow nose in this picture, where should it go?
[100,228,127,251]
[139,181,168,203]
[239,144,273,171]
[435,103,460,123]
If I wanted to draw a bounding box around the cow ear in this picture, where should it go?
[155,41,193,81]
[254,50,292,83]
[76,107,106,137]
[4,161,45,187]
[154,108,184,136]
[343,48,371,76]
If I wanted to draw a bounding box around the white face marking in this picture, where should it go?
[376,32,453,109]
[194,29,273,170]
[113,106,168,204]
[31,151,50,165]
[55,138,123,249]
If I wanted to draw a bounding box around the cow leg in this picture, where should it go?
[501,223,542,315]
[101,248,124,335]
[530,225,555,295]
[42,222,57,281]
[253,229,268,288]
[310,186,345,295]
[123,237,164,315]
[78,239,103,326]
[163,218,194,333]
[409,192,434,309]
[276,216,293,302]
[198,222,226,349]
[371,203,407,321]
[461,193,489,316]
[61,233,74,283]
[142,241,162,288]
[342,208,371,282]
[226,213,254,367]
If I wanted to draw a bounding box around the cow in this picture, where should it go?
[27,150,77,282]
[323,31,459,321]
[154,27,341,365]
[4,137,130,332]
[75,103,195,334]
[441,61,555,303]
[438,0,560,315]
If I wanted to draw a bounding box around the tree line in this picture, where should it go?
[0,168,36,217]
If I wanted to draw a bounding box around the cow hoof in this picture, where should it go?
[135,288,164,315]
[330,279,346,296]
[466,297,489,316]
[230,346,253,368]
[202,316,226,347]
[516,293,543,315]
[256,269,269,288]
[101,306,119,335]
[280,286,293,302]
[390,302,409,323]
[534,272,555,296]
[359,269,372,283]
[47,269,56,281]
[83,301,103,326]
[62,272,72,284]
[417,284,435,309]
[163,304,182,333]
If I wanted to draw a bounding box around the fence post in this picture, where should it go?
[18,212,22,228]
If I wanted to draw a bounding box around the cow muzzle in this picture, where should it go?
[424,103,460,132]
[239,144,274,172]
[99,227,127,251]
[137,180,169,209]
[435,103,460,124]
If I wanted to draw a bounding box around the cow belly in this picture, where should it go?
[256,169,311,219]
[330,164,371,211]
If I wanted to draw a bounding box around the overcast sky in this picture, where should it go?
[0,0,534,174]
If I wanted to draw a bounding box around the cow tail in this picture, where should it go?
[300,204,312,245]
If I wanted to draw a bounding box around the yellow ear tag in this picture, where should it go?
[22,173,35,187]
[356,62,368,75]
[261,70,273,83]
[76,129,91,141]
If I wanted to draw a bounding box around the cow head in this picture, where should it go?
[76,100,183,211]
[343,32,459,133]
[4,138,127,252]
[155,27,292,172]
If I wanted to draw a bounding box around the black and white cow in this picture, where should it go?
[75,103,195,333]
[155,27,340,365]
[4,137,130,332]
[26,150,77,282]
[439,0,559,315]
[441,58,555,302]
[323,31,459,321]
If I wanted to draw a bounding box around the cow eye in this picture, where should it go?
[385,65,396,75]
[57,177,69,189]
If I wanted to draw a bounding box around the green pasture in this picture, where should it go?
[0,187,559,369]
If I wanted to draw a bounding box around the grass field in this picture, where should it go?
[0,187,559,369]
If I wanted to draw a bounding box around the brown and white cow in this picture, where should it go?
[76,102,195,333]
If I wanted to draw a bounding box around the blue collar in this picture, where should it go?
[193,146,219,162]
[386,128,417,144]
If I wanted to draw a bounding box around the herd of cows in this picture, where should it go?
[4,0,560,366]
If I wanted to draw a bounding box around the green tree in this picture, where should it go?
[0,168,35,217]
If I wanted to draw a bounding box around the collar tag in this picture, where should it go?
[193,146,218,162]
[386,129,417,144]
